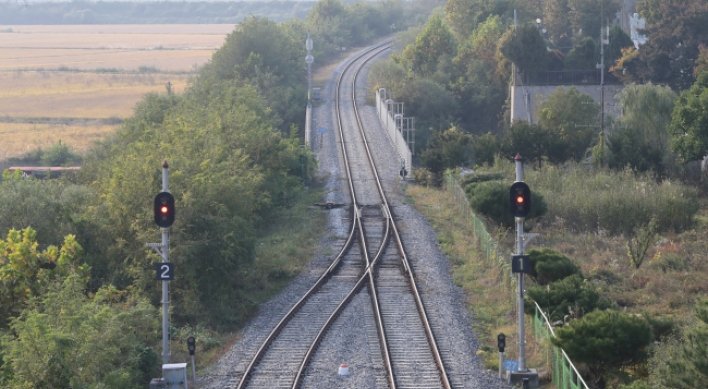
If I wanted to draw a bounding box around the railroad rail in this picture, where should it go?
[235,40,451,389]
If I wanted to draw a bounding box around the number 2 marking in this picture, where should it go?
[161,264,170,279]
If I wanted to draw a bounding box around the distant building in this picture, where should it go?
[629,13,647,48]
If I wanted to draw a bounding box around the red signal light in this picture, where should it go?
[154,192,175,228]
[509,182,531,218]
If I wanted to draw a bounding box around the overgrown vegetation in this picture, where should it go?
[408,165,708,388]
[0,0,415,385]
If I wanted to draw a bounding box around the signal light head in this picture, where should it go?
[154,192,175,228]
[509,182,531,218]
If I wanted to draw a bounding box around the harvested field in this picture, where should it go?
[0,48,217,72]
[0,122,118,159]
[2,24,236,35]
[0,72,190,118]
[0,24,229,158]
[0,24,233,72]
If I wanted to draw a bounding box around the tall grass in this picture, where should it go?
[476,161,698,234]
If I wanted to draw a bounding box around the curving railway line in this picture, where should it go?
[232,40,453,389]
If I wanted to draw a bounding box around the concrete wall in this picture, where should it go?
[510,84,624,124]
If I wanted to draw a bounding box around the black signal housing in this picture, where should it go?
[509,182,531,218]
[154,192,175,228]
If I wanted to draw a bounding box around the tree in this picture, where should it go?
[403,13,456,76]
[551,310,653,388]
[605,24,634,71]
[606,83,677,173]
[526,274,613,322]
[0,228,88,327]
[537,86,599,162]
[568,0,618,41]
[501,120,548,168]
[564,37,596,70]
[543,0,572,45]
[624,0,708,90]
[450,15,508,134]
[670,72,708,164]
[471,132,500,166]
[81,72,315,328]
[499,23,548,74]
[528,248,582,285]
[393,77,459,151]
[444,0,536,40]
[40,139,81,166]
[0,275,159,388]
[0,169,97,248]
[420,126,474,177]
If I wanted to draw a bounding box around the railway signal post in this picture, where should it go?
[508,154,539,388]
[147,160,175,366]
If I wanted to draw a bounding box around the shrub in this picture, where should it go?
[460,172,504,187]
[526,274,613,321]
[648,252,691,273]
[552,310,653,388]
[657,298,708,388]
[525,166,698,234]
[0,275,159,387]
[528,248,582,285]
[466,180,547,228]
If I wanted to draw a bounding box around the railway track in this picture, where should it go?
[234,40,452,389]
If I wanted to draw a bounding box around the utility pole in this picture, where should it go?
[597,12,610,166]
[147,161,175,365]
[305,32,314,101]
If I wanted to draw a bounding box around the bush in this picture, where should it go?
[526,274,613,321]
[466,180,547,228]
[461,172,504,187]
[552,310,653,388]
[528,248,582,285]
[657,298,708,388]
[0,276,159,388]
[525,166,698,234]
[648,252,691,273]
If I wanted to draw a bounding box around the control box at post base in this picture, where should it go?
[163,363,188,389]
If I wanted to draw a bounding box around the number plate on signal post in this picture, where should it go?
[155,263,175,280]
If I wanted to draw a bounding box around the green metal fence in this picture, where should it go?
[534,303,589,389]
[446,172,589,389]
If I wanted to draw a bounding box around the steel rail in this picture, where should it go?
[294,41,397,388]
[347,41,453,389]
[235,40,391,389]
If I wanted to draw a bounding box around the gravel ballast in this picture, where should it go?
[200,43,513,389]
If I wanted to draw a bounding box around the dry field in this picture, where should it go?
[0,72,190,118]
[0,24,231,159]
[0,122,117,160]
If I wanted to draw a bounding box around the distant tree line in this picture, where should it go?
[0,1,315,24]
[369,0,708,185]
